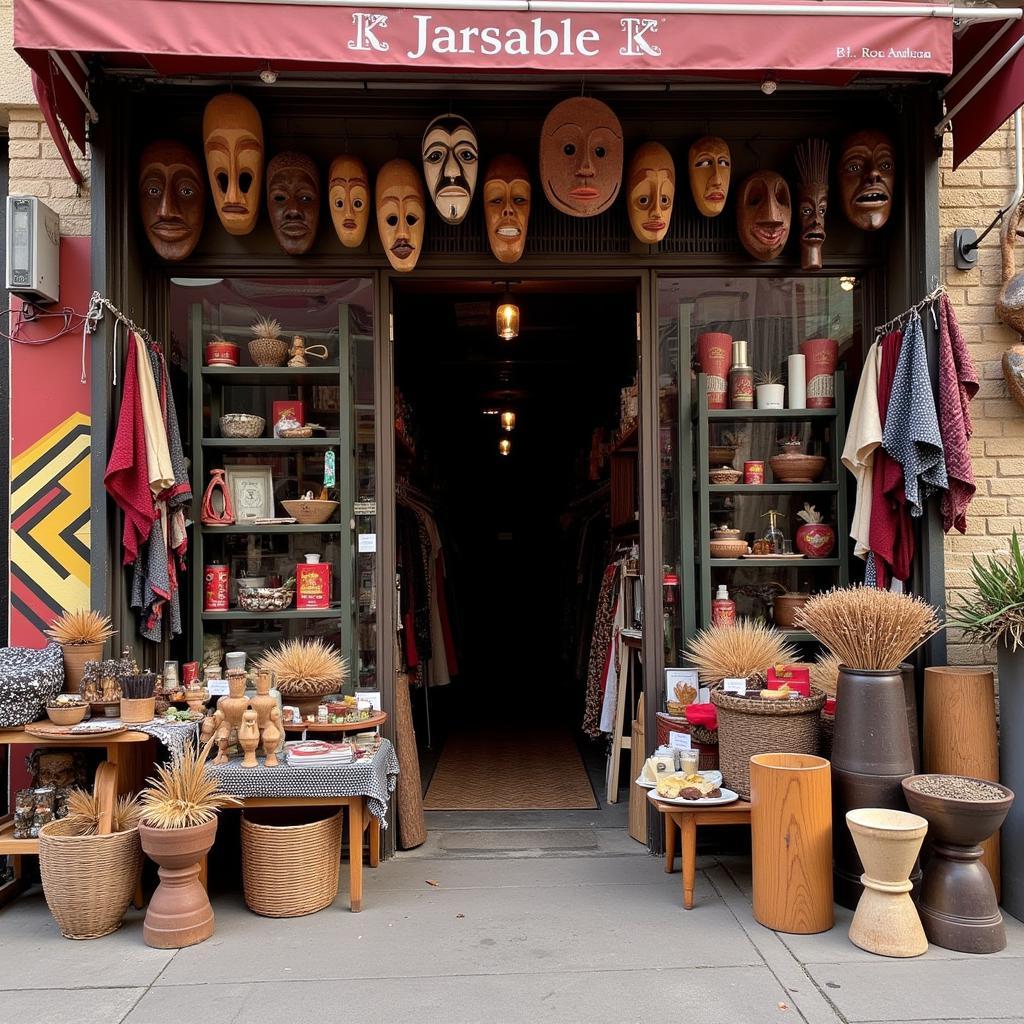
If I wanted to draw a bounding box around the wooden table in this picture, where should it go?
[0,726,153,908]
[650,794,751,909]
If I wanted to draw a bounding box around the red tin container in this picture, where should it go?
[204,339,239,367]
[203,563,230,611]
[744,460,765,485]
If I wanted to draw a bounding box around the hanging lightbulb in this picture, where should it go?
[500,410,516,432]
[499,438,512,456]
[496,287,520,341]
[839,275,857,292]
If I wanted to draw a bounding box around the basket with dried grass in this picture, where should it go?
[45,609,116,694]
[256,638,348,716]
[120,672,158,724]
[249,315,288,367]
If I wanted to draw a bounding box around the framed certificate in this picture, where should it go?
[224,464,274,521]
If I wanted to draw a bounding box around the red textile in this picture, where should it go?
[103,332,156,566]
[684,703,718,730]
[870,329,914,586]
[937,295,979,534]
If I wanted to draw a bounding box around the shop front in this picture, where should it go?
[9,0,1024,893]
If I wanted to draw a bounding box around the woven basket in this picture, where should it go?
[710,683,826,799]
[248,337,288,367]
[38,821,142,939]
[655,712,719,771]
[242,808,342,917]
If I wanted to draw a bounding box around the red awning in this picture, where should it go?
[12,0,1024,167]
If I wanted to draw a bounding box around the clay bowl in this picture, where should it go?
[902,775,1015,847]
[712,526,742,539]
[769,453,827,483]
[281,499,340,525]
[709,445,739,466]
[710,538,749,559]
[46,703,88,726]
[709,467,743,485]
[773,593,810,629]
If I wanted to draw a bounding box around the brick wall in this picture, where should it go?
[941,122,1022,667]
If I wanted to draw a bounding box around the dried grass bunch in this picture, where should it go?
[795,586,942,671]
[250,314,282,340]
[139,738,237,830]
[256,638,348,698]
[809,652,842,697]
[65,789,143,835]
[45,609,115,647]
[684,620,796,684]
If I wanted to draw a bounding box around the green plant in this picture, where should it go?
[954,530,1024,652]
[139,738,237,829]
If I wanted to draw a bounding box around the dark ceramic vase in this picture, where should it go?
[903,775,1014,953]
[831,666,917,909]
[901,663,921,774]
[998,643,1024,922]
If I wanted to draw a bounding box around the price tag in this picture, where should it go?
[669,730,692,751]
[723,677,747,695]
[207,679,229,697]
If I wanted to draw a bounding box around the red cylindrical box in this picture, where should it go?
[204,563,229,611]
[744,460,765,485]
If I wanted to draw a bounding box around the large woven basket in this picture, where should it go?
[242,808,342,917]
[38,820,142,939]
[710,683,826,799]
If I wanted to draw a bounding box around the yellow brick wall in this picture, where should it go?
[942,122,1022,667]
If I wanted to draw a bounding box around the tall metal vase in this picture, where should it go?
[998,642,1024,921]
[831,666,917,909]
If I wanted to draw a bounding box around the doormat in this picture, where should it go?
[423,727,598,811]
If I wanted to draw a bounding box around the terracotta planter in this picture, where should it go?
[773,593,810,629]
[800,337,838,408]
[139,818,218,948]
[796,522,836,558]
[60,642,104,694]
[697,332,732,410]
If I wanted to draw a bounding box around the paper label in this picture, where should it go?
[356,690,382,711]
[669,730,692,751]
[207,679,229,697]
[354,500,376,516]
[697,686,711,704]
[358,533,377,553]
[723,678,747,695]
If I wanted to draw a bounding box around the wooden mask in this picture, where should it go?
[267,152,320,255]
[539,97,623,218]
[626,142,675,244]
[203,93,264,235]
[688,136,731,217]
[795,139,830,271]
[422,114,479,225]
[839,129,894,231]
[483,155,531,264]
[737,170,791,261]
[376,159,425,272]
[329,155,371,248]
[138,140,205,261]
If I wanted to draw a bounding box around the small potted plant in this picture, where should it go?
[256,638,349,718]
[248,314,288,367]
[44,609,116,694]
[795,504,836,558]
[138,738,237,948]
[755,369,785,409]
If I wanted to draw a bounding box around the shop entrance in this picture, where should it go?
[391,278,640,826]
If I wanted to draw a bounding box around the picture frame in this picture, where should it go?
[224,464,274,521]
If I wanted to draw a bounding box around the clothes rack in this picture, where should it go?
[85,290,155,386]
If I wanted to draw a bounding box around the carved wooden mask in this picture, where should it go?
[838,129,894,231]
[688,136,731,217]
[138,140,205,261]
[795,139,830,271]
[626,142,675,244]
[329,155,371,248]
[483,155,531,264]
[203,93,264,235]
[737,170,791,261]
[267,152,320,255]
[539,97,623,218]
[376,159,425,272]
[422,114,479,225]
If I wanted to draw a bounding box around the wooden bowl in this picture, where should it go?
[710,538,749,558]
[46,704,88,726]
[281,499,340,525]
[709,445,738,466]
[769,453,826,483]
[773,593,810,628]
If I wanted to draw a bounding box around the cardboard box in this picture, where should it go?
[296,562,331,609]
[272,399,305,429]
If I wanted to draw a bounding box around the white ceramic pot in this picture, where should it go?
[756,383,785,410]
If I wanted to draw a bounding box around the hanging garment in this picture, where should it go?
[936,294,979,533]
[583,561,620,739]
[598,587,625,735]
[883,310,948,518]
[136,335,174,497]
[842,340,882,560]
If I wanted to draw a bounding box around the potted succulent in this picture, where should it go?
[256,638,349,718]
[44,609,116,694]
[954,529,1024,920]
[755,369,785,410]
[137,738,237,948]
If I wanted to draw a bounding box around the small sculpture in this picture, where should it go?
[262,707,283,767]
[200,469,234,526]
[287,335,329,367]
[238,709,261,768]
[251,669,277,752]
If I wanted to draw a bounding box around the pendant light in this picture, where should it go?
[500,410,516,432]
[496,284,520,341]
[499,438,512,456]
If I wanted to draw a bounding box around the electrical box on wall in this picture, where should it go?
[5,196,61,305]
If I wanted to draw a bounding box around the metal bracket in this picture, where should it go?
[953,227,980,270]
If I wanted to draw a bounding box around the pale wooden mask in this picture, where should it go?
[688,136,731,217]
[267,152,320,255]
[422,114,479,225]
[627,142,675,244]
[376,159,425,272]
[483,155,531,264]
[139,140,205,261]
[329,155,370,248]
[839,129,894,231]
[737,170,791,261]
[203,93,264,235]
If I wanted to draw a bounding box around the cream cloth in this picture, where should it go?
[842,340,882,560]
[135,332,174,496]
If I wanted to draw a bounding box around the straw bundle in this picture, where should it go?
[684,620,797,684]
[809,652,842,697]
[64,790,143,836]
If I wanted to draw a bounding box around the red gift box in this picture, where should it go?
[766,664,811,697]
[296,562,331,609]
[273,400,305,428]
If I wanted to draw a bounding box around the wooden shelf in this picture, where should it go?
[201,366,340,385]
[201,523,343,535]
[202,608,343,621]
[202,437,341,450]
[705,483,839,495]
[704,407,837,422]
[709,557,841,568]
[0,819,38,856]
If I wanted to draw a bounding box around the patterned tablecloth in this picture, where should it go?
[205,739,400,826]
[99,717,202,762]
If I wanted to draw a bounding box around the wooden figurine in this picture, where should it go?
[213,711,231,765]
[251,669,277,752]
[239,709,260,768]
[262,707,283,767]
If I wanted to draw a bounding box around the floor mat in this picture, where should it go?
[423,726,599,810]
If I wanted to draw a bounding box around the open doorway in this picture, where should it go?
[392,278,640,826]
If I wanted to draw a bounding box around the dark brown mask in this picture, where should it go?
[267,152,320,255]
[795,139,830,271]
[839,130,894,231]
[139,140,205,261]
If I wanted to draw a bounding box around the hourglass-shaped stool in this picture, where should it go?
[846,808,929,958]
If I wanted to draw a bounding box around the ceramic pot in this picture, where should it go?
[903,775,1014,953]
[60,642,104,694]
[800,337,838,408]
[139,818,218,948]
[756,383,785,410]
[205,339,239,366]
[773,593,810,629]
[697,332,732,410]
[998,642,1024,922]
[796,522,836,558]
[901,662,921,774]
[769,453,827,483]
[846,808,929,958]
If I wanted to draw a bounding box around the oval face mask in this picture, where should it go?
[139,140,205,261]
[376,158,425,272]
[539,97,623,218]
[422,114,479,225]
[688,136,731,218]
[626,142,675,244]
[839,129,894,231]
[737,170,791,261]
[203,93,264,236]
[483,155,531,264]
[266,152,320,256]
[329,155,371,248]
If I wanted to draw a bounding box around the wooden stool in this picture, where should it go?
[651,794,751,909]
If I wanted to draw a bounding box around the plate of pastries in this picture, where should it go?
[648,772,739,806]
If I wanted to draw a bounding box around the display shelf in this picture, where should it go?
[201,437,341,450]
[202,608,343,621]
[779,629,817,642]
[709,557,841,568]
[201,523,343,535]
[703,407,838,422]
[704,483,839,495]
[0,819,38,855]
[201,366,340,385]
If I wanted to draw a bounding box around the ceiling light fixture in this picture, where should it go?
[260,67,279,85]
[500,411,516,432]
[496,282,520,341]
[839,275,857,292]
[760,75,778,96]
[499,438,512,456]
